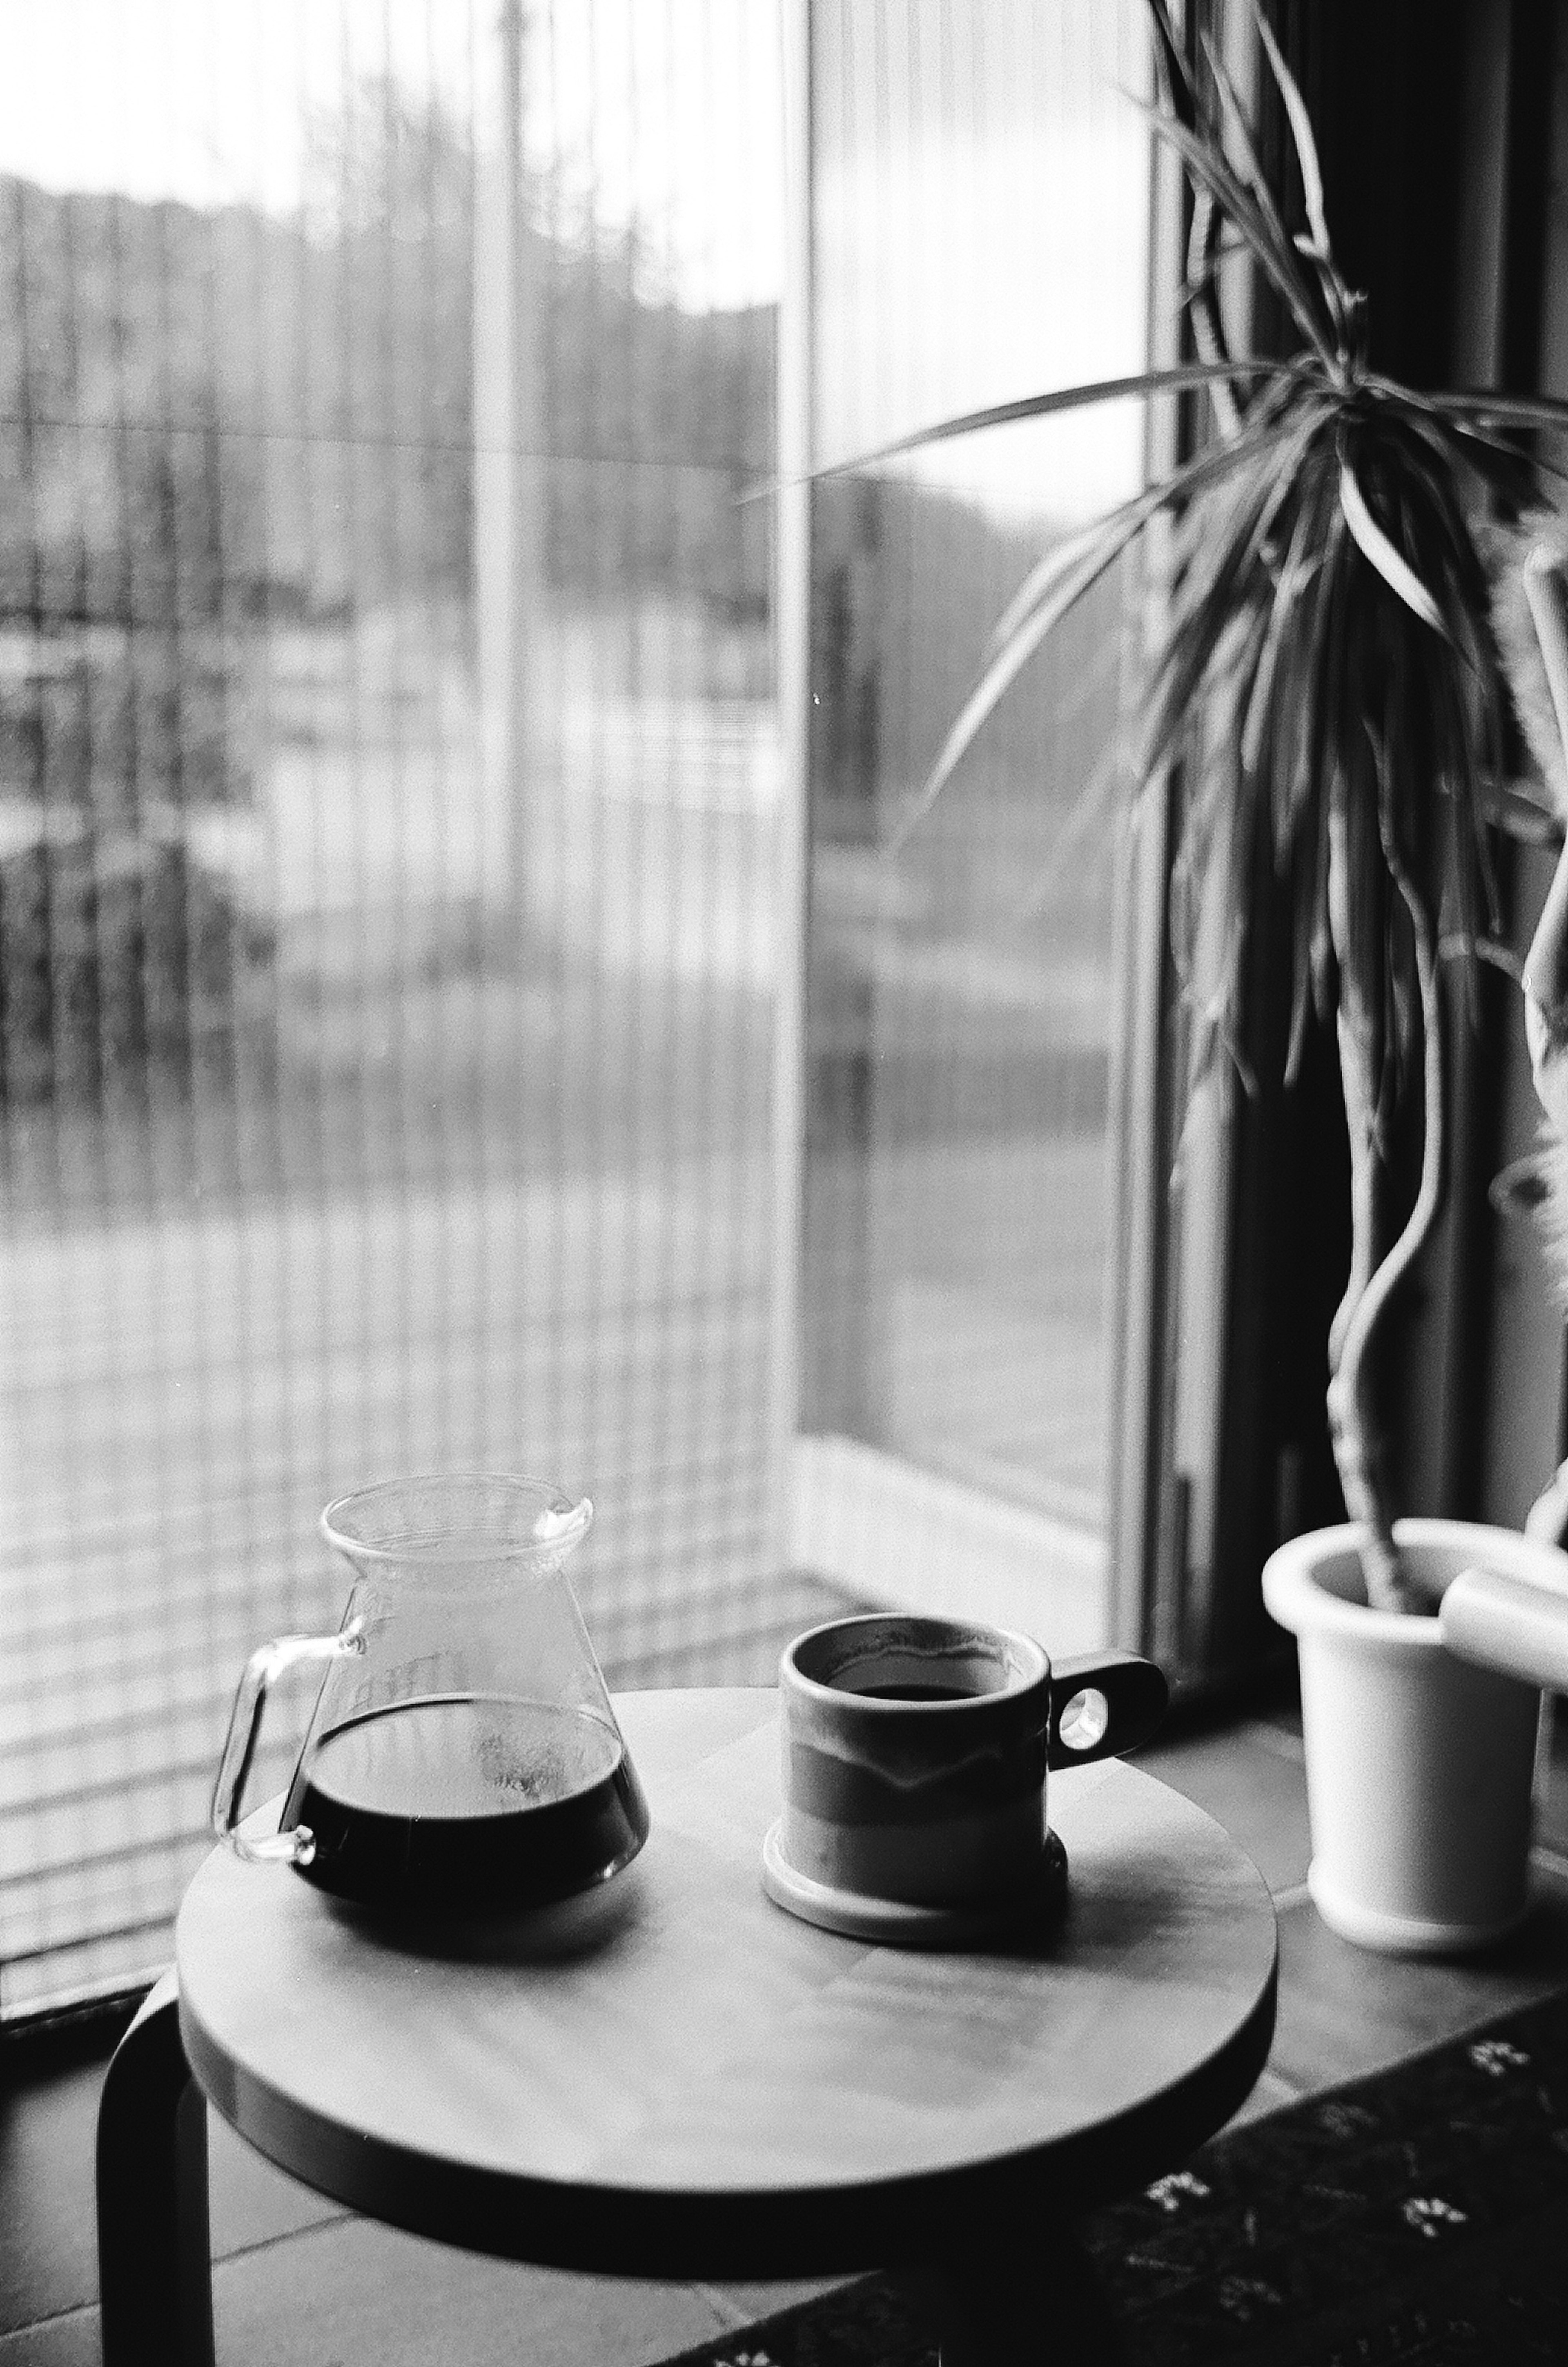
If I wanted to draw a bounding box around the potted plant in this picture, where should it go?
[821,1,1568,1951]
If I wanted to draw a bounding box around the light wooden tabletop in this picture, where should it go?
[176,1687,1277,2279]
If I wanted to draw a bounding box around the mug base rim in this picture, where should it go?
[760,1820,1067,1949]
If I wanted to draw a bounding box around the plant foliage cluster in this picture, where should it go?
[839,0,1568,1607]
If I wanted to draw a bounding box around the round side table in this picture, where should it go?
[98,1687,1277,2365]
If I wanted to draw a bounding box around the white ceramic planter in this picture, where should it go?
[1262,1518,1566,1955]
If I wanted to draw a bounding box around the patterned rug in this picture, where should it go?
[659,1985,1568,2366]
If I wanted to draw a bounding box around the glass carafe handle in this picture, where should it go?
[211,1623,366,1866]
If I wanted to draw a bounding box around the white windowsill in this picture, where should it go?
[789,1433,1110,1654]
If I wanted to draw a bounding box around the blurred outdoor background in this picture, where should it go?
[0,0,1147,2013]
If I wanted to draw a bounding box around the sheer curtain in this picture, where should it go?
[0,0,793,2018]
[794,0,1151,1647]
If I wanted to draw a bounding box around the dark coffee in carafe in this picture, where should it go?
[285,1694,650,1915]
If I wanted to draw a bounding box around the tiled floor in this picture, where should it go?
[8,1698,1568,2365]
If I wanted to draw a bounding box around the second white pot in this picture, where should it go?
[1262,1518,1564,1955]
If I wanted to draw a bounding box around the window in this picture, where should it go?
[792,0,1151,1648]
[0,0,793,2018]
[1,0,1166,2020]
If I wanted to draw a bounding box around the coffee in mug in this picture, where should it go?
[772,1614,1166,1916]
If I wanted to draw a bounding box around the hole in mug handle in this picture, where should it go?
[1046,1650,1167,1767]
[1058,1688,1110,1753]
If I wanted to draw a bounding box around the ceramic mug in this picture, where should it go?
[777,1614,1167,1909]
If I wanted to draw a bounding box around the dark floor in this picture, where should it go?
[9,1697,1568,2366]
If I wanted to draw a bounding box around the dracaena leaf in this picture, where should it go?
[1137,103,1340,372]
[1182,230,1256,305]
[1439,934,1525,981]
[1391,394,1552,494]
[811,361,1296,484]
[889,510,1145,847]
[1338,457,1447,637]
[1253,3,1331,263]
[1142,0,1199,124]
[987,403,1298,662]
[914,403,1335,849]
[1012,729,1132,920]
[1482,779,1560,842]
[1201,30,1334,354]
[1186,186,1242,439]
[1426,387,1568,435]
[1138,410,1330,765]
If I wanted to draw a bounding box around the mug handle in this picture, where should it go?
[1047,1650,1167,1771]
[210,1622,366,1866]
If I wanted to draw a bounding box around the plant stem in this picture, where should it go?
[1188,187,1242,441]
[1324,800,1381,1390]
[1325,999,1406,1610]
[1327,992,1379,1382]
[1325,826,1446,1613]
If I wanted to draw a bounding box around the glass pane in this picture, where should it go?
[799,0,1150,1635]
[0,0,793,2017]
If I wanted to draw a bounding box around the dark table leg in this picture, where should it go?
[96,1968,216,2367]
[897,2218,1127,2365]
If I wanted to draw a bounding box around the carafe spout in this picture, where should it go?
[532,1495,594,1558]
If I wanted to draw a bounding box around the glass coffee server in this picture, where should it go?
[212,1474,650,1917]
